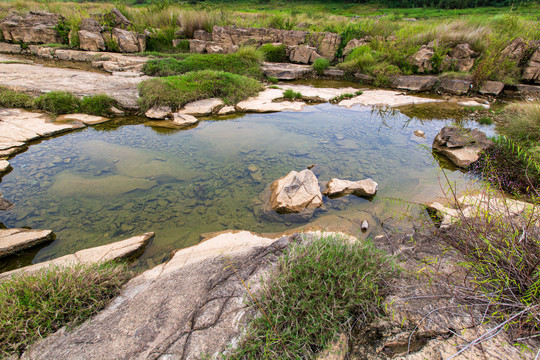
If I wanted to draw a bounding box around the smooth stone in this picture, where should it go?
[414,130,426,138]
[0,228,54,258]
[338,90,441,108]
[269,169,323,214]
[218,105,236,115]
[56,113,110,125]
[432,126,493,168]
[323,178,378,198]
[172,113,199,127]
[0,159,11,173]
[145,106,171,120]
[458,100,490,109]
[177,98,224,116]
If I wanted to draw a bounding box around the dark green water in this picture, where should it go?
[0,103,492,270]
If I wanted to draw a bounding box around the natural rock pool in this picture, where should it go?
[0,102,493,271]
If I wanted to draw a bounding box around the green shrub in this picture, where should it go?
[259,43,288,62]
[338,45,379,73]
[266,76,279,84]
[313,58,330,75]
[226,233,394,359]
[142,53,263,79]
[0,86,34,109]
[237,46,265,64]
[283,89,302,100]
[80,94,116,116]
[138,70,263,110]
[0,262,132,357]
[499,101,540,148]
[105,36,120,52]
[34,91,81,115]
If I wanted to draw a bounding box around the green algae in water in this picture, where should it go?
[0,103,493,271]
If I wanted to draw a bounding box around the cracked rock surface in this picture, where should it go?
[22,231,291,360]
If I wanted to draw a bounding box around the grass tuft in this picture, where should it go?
[313,57,330,75]
[138,70,263,111]
[226,233,394,359]
[282,89,302,100]
[0,262,132,358]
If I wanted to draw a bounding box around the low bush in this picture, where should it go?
[142,53,263,79]
[226,233,394,359]
[259,43,287,62]
[313,57,330,75]
[0,262,132,357]
[0,86,34,109]
[138,70,263,110]
[80,94,116,116]
[34,91,81,115]
[146,28,188,53]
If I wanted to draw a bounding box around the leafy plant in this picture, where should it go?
[313,57,330,75]
[259,43,287,62]
[34,91,81,115]
[283,89,302,100]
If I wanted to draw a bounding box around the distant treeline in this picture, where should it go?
[376,0,533,8]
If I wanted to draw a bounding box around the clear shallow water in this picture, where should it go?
[0,102,492,270]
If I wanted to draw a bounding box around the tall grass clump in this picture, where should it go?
[142,53,264,78]
[313,57,330,75]
[226,233,394,359]
[499,100,540,148]
[34,91,81,115]
[0,262,132,358]
[0,86,34,109]
[138,70,263,110]
[259,43,287,62]
[80,93,116,116]
[177,9,219,38]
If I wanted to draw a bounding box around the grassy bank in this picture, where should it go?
[138,70,263,111]
[226,233,394,359]
[0,87,116,116]
[0,262,132,357]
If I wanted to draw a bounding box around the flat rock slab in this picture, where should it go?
[262,62,313,80]
[0,54,148,110]
[172,113,199,127]
[339,89,441,108]
[22,231,289,360]
[178,98,224,116]
[0,232,154,279]
[237,88,305,113]
[323,178,378,198]
[56,113,110,125]
[432,126,492,168]
[0,228,54,258]
[0,159,10,173]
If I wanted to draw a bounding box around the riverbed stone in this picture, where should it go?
[432,126,493,167]
[178,98,224,116]
[0,193,13,210]
[261,62,313,80]
[78,30,106,52]
[410,45,434,73]
[218,105,236,115]
[56,113,110,125]
[0,228,54,258]
[112,28,142,53]
[393,75,437,92]
[0,233,154,279]
[172,113,199,127]
[0,108,86,137]
[479,81,505,96]
[0,160,11,174]
[145,105,172,119]
[343,38,368,56]
[438,79,471,95]
[323,178,378,198]
[269,169,323,215]
[0,42,22,54]
[339,89,441,108]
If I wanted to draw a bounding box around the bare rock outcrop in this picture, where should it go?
[523,48,540,84]
[443,43,477,72]
[343,38,369,57]
[0,11,65,44]
[410,45,434,73]
[432,126,493,167]
[323,178,378,198]
[0,228,54,258]
[112,28,146,53]
[269,169,324,216]
[78,30,106,52]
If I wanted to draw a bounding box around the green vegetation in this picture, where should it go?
[260,43,287,62]
[329,92,362,103]
[282,89,302,100]
[313,57,330,75]
[138,70,263,110]
[0,262,132,358]
[499,101,540,150]
[0,87,117,116]
[226,233,394,359]
[142,51,264,79]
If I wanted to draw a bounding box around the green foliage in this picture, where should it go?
[259,43,287,62]
[266,76,279,84]
[313,57,330,75]
[339,45,379,73]
[104,35,120,52]
[499,101,540,149]
[34,91,82,115]
[330,92,355,103]
[146,28,187,53]
[80,94,116,116]
[478,116,493,125]
[0,262,132,358]
[138,70,263,110]
[380,0,533,9]
[0,86,34,109]
[237,46,265,64]
[226,233,394,359]
[54,20,71,45]
[142,53,263,78]
[283,89,302,100]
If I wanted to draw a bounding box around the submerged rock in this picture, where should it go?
[0,228,54,258]
[0,192,14,210]
[269,169,323,215]
[432,126,493,167]
[323,178,378,198]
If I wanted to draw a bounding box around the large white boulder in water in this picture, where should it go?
[432,126,493,168]
[269,169,323,214]
[323,178,378,198]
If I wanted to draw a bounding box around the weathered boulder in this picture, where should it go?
[522,48,540,84]
[145,105,172,119]
[79,18,103,33]
[269,169,323,215]
[172,113,199,127]
[112,28,144,53]
[393,75,437,92]
[343,38,368,57]
[479,80,505,96]
[105,8,132,29]
[1,233,154,279]
[189,39,208,53]
[443,43,477,72]
[0,228,54,258]
[316,32,341,60]
[410,45,434,73]
[502,38,530,61]
[0,11,64,44]
[262,62,313,80]
[0,160,11,174]
[432,126,493,167]
[218,105,236,115]
[178,98,224,116]
[0,42,21,54]
[78,30,105,52]
[290,45,321,64]
[194,29,212,41]
[438,78,471,95]
[323,178,378,198]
